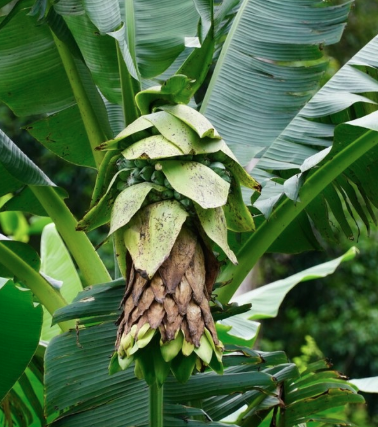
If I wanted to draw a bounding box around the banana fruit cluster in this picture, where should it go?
[101,104,260,385]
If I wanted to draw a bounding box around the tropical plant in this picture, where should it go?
[0,0,378,426]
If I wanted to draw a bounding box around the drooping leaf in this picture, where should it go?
[76,0,201,81]
[70,0,137,82]
[45,322,149,427]
[109,182,165,235]
[47,310,287,426]
[284,388,364,426]
[46,269,362,426]
[0,130,54,198]
[124,200,188,278]
[349,376,378,393]
[229,247,357,320]
[237,358,363,426]
[0,281,43,401]
[164,371,276,402]
[195,204,237,263]
[161,160,229,209]
[203,356,292,421]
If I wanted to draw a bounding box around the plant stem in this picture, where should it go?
[50,31,105,169]
[116,42,140,126]
[90,150,118,208]
[0,242,74,332]
[149,383,163,427]
[30,186,111,286]
[216,129,378,303]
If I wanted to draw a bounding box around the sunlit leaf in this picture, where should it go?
[230,247,357,321]
[40,224,83,341]
[350,376,378,393]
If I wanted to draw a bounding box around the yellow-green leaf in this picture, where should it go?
[124,200,188,278]
[195,204,237,264]
[160,160,230,208]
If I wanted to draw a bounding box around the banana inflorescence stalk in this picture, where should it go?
[82,94,260,387]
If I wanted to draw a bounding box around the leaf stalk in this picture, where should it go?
[50,30,105,169]
[0,242,74,332]
[216,129,378,303]
[116,42,140,126]
[30,186,111,286]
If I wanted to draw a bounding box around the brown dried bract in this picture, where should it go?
[159,227,197,293]
[163,295,179,324]
[147,302,165,329]
[116,226,220,350]
[180,318,193,345]
[186,301,204,347]
[132,273,148,305]
[185,244,206,304]
[150,273,165,303]
[173,276,192,316]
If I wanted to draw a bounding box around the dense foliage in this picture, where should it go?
[1,0,378,426]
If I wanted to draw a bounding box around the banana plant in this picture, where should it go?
[0,0,376,425]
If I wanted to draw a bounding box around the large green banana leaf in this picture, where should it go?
[254,35,378,241]
[201,0,352,163]
[213,35,378,301]
[0,5,110,168]
[0,7,73,117]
